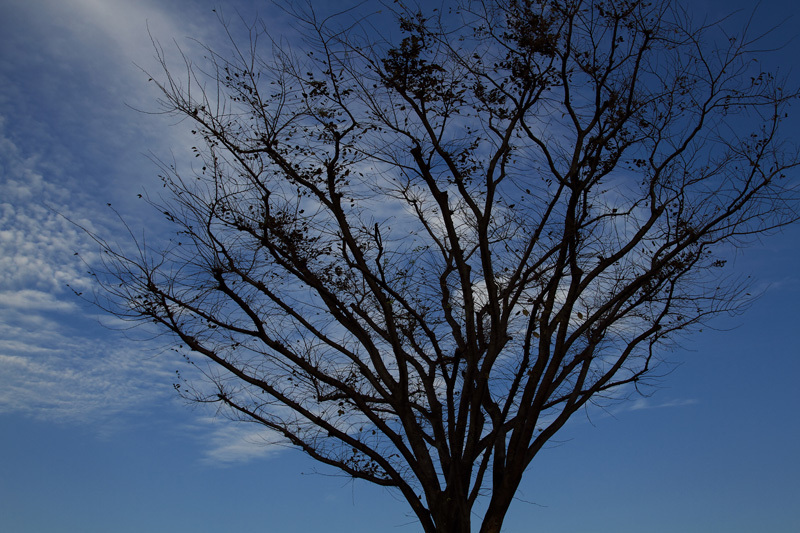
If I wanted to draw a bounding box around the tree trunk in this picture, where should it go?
[428,490,473,533]
[479,503,512,533]
[480,516,505,533]
[478,477,519,533]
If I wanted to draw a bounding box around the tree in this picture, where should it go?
[90,0,798,531]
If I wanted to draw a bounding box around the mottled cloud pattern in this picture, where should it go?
[0,0,275,463]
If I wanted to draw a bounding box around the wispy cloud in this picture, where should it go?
[191,417,285,465]
[0,289,79,312]
[0,120,280,464]
[626,397,699,411]
[0,0,279,465]
[0,331,174,424]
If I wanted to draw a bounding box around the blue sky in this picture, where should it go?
[0,0,798,531]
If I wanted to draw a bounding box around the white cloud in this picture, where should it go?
[0,289,78,312]
[627,397,698,411]
[0,123,99,294]
[0,0,300,467]
[194,417,285,465]
[0,333,174,424]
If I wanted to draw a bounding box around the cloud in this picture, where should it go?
[0,289,78,312]
[194,417,285,465]
[0,330,175,424]
[0,66,174,428]
[0,126,100,297]
[0,0,215,454]
[626,397,698,412]
[0,0,376,466]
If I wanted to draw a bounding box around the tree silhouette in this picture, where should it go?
[91,1,798,531]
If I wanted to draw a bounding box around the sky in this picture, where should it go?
[0,0,798,532]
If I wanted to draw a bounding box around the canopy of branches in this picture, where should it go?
[92,1,798,531]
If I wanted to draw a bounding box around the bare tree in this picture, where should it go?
[90,0,798,531]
